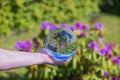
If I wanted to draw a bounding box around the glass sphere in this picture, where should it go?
[45,28,78,57]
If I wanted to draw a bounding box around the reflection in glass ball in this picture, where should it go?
[45,28,78,57]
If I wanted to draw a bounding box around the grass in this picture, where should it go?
[0,27,40,50]
[100,14,120,46]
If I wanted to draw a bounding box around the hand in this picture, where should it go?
[40,48,71,65]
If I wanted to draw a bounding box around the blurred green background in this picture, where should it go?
[0,0,120,80]
[0,0,120,49]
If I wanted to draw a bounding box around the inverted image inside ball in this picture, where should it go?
[45,28,78,54]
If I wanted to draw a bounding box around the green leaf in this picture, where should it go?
[73,57,77,69]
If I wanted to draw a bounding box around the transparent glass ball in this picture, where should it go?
[45,28,78,56]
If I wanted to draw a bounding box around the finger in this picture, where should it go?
[65,57,72,63]
[39,48,72,65]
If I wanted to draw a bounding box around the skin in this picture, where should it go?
[0,48,70,70]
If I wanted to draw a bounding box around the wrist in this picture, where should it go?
[40,53,53,64]
[32,53,45,64]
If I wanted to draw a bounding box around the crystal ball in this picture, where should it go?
[45,28,78,57]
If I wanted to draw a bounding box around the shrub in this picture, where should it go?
[15,21,120,80]
[0,0,100,36]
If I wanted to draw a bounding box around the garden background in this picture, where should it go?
[0,0,120,80]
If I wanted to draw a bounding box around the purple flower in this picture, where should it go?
[61,24,68,28]
[79,24,89,32]
[105,44,114,58]
[69,25,76,31]
[112,76,118,80]
[24,40,33,52]
[105,48,112,54]
[32,37,37,42]
[99,48,106,56]
[75,21,81,29]
[48,24,58,32]
[107,52,113,58]
[15,41,24,51]
[32,37,40,49]
[112,57,120,65]
[15,40,33,52]
[88,41,99,51]
[106,43,115,50]
[80,32,87,38]
[98,47,113,57]
[60,45,66,48]
[97,42,113,57]
[103,72,109,78]
[94,22,104,31]
[41,21,51,31]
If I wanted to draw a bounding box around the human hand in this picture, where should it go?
[40,48,71,65]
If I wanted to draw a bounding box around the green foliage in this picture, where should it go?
[26,22,120,80]
[0,0,100,36]
[0,13,120,80]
